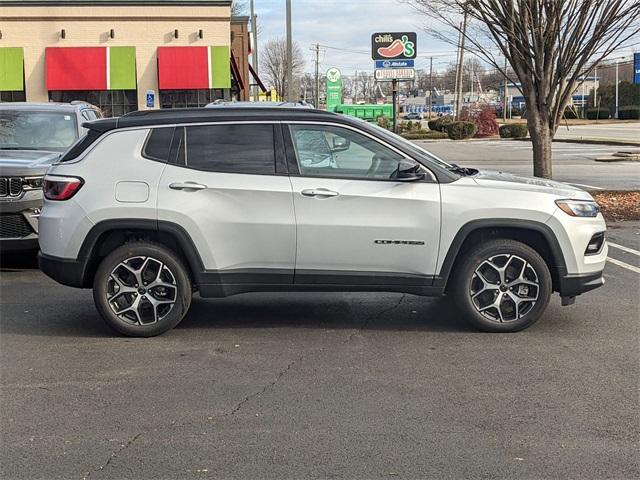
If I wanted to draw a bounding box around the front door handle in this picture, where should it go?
[301,188,339,198]
[169,182,207,191]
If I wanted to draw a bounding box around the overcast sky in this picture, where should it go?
[253,0,460,75]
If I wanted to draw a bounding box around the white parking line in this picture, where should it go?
[608,242,640,256]
[607,257,640,274]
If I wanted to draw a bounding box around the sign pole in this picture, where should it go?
[286,0,293,102]
[392,78,398,133]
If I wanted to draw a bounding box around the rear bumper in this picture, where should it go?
[38,251,86,288]
[557,270,605,297]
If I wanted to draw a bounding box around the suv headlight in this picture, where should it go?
[23,176,45,190]
[555,199,600,217]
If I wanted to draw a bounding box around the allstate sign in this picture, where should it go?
[635,53,640,85]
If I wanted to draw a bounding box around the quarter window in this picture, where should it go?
[182,124,276,174]
[289,124,406,180]
[143,127,174,162]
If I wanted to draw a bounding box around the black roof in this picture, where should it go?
[85,107,359,132]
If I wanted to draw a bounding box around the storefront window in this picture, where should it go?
[48,90,138,117]
[0,91,26,102]
[160,89,225,109]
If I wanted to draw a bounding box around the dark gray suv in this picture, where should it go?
[0,102,102,251]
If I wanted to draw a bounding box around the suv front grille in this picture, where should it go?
[0,213,34,239]
[0,177,24,197]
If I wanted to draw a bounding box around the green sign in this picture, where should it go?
[0,47,24,92]
[326,67,342,111]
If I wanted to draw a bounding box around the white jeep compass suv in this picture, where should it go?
[38,108,607,336]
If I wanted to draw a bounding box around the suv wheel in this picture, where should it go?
[93,242,192,337]
[451,239,552,332]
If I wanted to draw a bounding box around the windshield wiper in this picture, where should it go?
[448,163,478,176]
[0,146,38,150]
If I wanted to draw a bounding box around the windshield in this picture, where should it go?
[365,121,455,170]
[0,110,78,152]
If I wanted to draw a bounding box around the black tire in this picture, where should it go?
[93,241,192,337]
[450,239,552,333]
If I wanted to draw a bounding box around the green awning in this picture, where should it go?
[0,47,24,92]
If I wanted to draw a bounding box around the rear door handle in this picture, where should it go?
[169,182,207,191]
[301,188,339,198]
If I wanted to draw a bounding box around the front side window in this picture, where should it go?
[0,110,78,152]
[289,124,406,180]
[182,124,275,175]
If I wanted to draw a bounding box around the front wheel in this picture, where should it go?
[450,239,552,332]
[93,242,192,337]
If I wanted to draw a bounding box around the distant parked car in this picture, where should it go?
[0,102,101,251]
[404,112,423,120]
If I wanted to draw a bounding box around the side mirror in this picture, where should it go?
[331,137,351,152]
[392,159,426,182]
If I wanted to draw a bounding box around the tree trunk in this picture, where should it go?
[527,109,553,179]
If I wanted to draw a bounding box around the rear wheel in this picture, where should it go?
[93,242,192,337]
[450,239,552,332]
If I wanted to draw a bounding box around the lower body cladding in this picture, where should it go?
[39,252,604,301]
[0,194,42,251]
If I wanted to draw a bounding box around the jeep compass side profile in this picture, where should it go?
[38,108,607,336]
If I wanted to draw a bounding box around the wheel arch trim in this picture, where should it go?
[75,219,205,287]
[435,218,567,289]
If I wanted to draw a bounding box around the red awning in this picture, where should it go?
[46,47,107,91]
[157,47,209,90]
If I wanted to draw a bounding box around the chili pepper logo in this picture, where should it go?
[377,35,415,58]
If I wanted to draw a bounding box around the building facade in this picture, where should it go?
[0,0,251,115]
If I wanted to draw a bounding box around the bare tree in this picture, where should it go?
[260,38,305,100]
[403,0,640,178]
[231,0,247,16]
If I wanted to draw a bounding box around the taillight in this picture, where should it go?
[43,175,84,201]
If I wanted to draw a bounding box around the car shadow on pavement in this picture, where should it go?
[0,291,473,339]
[175,293,474,334]
[0,251,39,270]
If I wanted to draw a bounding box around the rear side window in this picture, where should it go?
[182,124,275,174]
[143,127,174,162]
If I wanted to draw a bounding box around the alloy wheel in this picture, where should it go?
[469,254,539,323]
[106,256,177,326]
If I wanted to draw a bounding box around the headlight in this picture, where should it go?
[555,199,600,217]
[23,176,45,190]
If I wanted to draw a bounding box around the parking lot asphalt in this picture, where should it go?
[1,223,639,480]
[419,140,640,191]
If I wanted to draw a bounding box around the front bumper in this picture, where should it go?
[0,190,43,250]
[557,270,605,297]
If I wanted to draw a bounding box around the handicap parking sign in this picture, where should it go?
[146,90,155,108]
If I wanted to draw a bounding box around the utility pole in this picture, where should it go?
[469,65,474,103]
[285,0,293,102]
[615,60,619,119]
[313,43,320,108]
[453,25,462,117]
[428,56,433,119]
[354,69,358,104]
[454,9,468,120]
[502,57,507,121]
[250,0,258,101]
[594,65,598,108]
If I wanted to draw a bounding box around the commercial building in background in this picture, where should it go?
[499,76,600,111]
[0,0,253,115]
